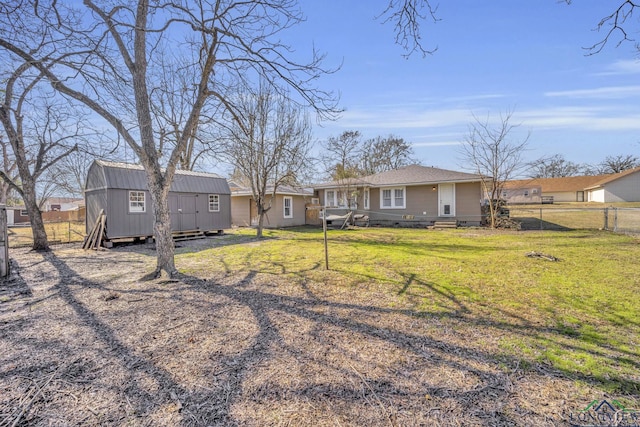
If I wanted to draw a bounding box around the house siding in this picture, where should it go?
[232,194,308,228]
[231,196,252,227]
[455,182,483,223]
[601,172,640,202]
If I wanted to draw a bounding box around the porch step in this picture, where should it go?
[172,229,205,241]
[433,220,458,229]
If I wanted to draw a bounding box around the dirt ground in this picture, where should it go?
[0,237,634,426]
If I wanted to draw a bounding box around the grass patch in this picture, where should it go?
[178,227,640,395]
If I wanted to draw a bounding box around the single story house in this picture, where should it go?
[313,164,484,227]
[5,206,30,226]
[5,198,85,225]
[585,166,640,202]
[85,160,231,240]
[503,167,640,203]
[230,183,313,228]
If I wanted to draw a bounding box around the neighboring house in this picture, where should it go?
[504,167,640,203]
[42,197,84,212]
[5,206,30,226]
[585,166,640,203]
[313,164,484,227]
[84,160,231,239]
[230,183,313,228]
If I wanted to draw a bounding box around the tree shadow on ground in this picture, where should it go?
[2,250,638,426]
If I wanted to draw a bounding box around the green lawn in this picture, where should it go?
[178,227,640,397]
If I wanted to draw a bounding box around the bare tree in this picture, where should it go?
[221,82,312,238]
[0,66,79,251]
[0,1,339,276]
[460,111,530,228]
[598,154,639,174]
[529,154,582,178]
[0,135,19,204]
[359,135,416,175]
[378,0,440,57]
[563,1,639,54]
[321,131,363,181]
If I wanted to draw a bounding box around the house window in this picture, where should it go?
[129,191,145,213]
[363,188,370,210]
[283,196,293,218]
[524,190,529,197]
[380,187,405,209]
[532,188,538,194]
[20,209,28,216]
[502,191,508,198]
[209,194,220,212]
[325,190,336,207]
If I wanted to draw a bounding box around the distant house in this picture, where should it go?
[313,164,484,227]
[585,166,640,202]
[504,167,640,203]
[230,183,312,228]
[84,160,231,240]
[5,206,30,226]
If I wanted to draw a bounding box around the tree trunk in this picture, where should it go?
[146,179,176,278]
[256,208,265,238]
[21,176,49,251]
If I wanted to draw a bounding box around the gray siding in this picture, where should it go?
[84,160,232,238]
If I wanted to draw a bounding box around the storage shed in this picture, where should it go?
[85,160,231,241]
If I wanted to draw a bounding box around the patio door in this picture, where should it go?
[439,183,455,217]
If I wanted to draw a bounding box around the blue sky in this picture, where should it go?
[288,1,640,173]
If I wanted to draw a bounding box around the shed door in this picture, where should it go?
[439,183,455,217]
[169,196,180,230]
[180,195,197,230]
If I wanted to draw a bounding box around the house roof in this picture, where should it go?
[231,184,313,197]
[584,166,640,190]
[505,167,640,193]
[314,164,483,188]
[87,160,230,194]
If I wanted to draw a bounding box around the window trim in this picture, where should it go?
[325,190,336,207]
[363,188,370,210]
[379,186,406,209]
[128,191,146,213]
[283,196,293,218]
[208,194,220,212]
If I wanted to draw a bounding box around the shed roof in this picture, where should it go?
[314,164,482,188]
[87,160,230,194]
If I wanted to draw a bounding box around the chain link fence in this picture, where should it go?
[508,207,640,234]
[8,220,86,248]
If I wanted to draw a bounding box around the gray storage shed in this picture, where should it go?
[85,160,231,240]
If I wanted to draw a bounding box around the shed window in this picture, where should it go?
[380,187,405,209]
[283,196,293,218]
[20,209,28,216]
[209,194,220,212]
[129,191,145,213]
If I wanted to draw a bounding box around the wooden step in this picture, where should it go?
[433,220,458,229]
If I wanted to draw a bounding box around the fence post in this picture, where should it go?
[613,208,618,232]
[603,207,608,230]
[0,205,8,277]
[539,208,543,231]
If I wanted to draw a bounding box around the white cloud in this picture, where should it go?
[596,59,640,76]
[544,86,640,99]
[411,141,462,147]
[518,106,640,131]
